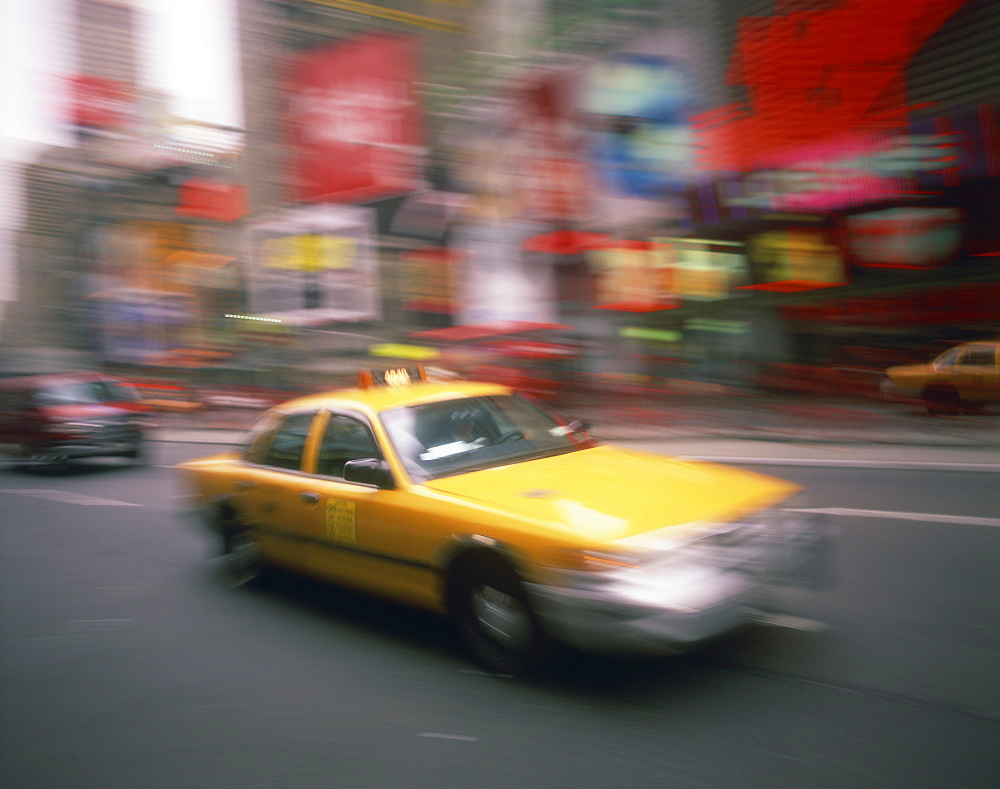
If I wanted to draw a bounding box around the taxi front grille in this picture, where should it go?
[691,523,770,567]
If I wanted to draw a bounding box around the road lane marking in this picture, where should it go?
[0,489,141,506]
[790,507,1000,528]
[418,733,479,742]
[751,612,829,632]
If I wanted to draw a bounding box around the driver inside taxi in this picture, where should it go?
[451,410,486,445]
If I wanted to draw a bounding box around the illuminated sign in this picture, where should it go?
[177,180,247,223]
[588,241,679,312]
[841,207,964,268]
[66,74,135,128]
[261,234,356,271]
[722,133,960,214]
[587,237,752,310]
[693,0,966,172]
[358,365,427,389]
[400,247,459,315]
[657,238,750,302]
[248,205,380,325]
[285,33,424,203]
[742,229,847,292]
[581,54,692,199]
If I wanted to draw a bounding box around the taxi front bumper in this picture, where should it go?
[527,568,758,655]
[526,510,830,656]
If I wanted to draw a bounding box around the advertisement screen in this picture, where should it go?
[285,33,424,203]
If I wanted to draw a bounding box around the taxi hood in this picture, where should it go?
[421,445,799,543]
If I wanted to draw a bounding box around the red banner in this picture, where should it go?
[285,33,424,203]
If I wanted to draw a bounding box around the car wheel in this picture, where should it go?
[125,438,147,465]
[447,553,550,675]
[18,449,69,472]
[922,386,961,416]
[223,525,265,587]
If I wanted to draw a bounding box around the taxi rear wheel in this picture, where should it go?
[223,524,265,587]
[447,554,550,675]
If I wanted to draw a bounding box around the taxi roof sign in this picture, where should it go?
[358,364,427,389]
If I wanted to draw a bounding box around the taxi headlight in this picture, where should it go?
[543,492,825,589]
[542,548,642,573]
[540,547,650,589]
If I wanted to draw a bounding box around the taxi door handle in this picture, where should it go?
[235,480,259,490]
[299,491,321,505]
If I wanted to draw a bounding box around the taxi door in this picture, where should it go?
[298,410,443,611]
[233,410,322,571]
[954,344,999,404]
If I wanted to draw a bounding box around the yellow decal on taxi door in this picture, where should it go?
[325,499,357,543]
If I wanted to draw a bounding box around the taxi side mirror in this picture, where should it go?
[343,458,395,490]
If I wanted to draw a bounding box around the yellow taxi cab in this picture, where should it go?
[178,366,827,674]
[882,340,1000,415]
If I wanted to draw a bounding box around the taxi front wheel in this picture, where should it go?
[922,386,961,416]
[448,554,551,675]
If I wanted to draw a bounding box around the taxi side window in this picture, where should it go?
[964,346,996,367]
[935,347,962,368]
[244,413,281,463]
[259,412,316,471]
[317,414,379,478]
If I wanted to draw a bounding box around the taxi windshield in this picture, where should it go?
[381,394,586,481]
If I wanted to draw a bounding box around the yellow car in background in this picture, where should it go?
[178,366,827,674]
[882,340,1000,415]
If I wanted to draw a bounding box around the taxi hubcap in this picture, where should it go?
[472,584,530,649]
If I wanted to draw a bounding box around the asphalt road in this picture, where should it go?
[1,444,997,788]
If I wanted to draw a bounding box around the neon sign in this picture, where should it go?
[693,0,967,172]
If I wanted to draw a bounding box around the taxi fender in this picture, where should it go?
[433,533,533,582]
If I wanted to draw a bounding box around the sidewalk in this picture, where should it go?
[152,395,1000,471]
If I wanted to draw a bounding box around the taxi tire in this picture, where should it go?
[222,523,266,588]
[922,385,961,416]
[447,553,550,676]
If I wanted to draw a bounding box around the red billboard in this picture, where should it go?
[692,0,966,172]
[66,74,135,128]
[177,179,247,223]
[285,33,424,203]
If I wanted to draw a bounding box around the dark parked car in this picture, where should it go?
[0,372,149,469]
